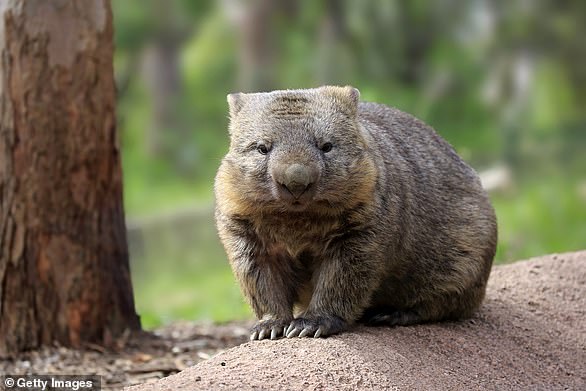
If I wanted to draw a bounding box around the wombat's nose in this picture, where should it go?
[280,163,313,199]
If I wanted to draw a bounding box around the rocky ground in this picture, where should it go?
[1,251,584,390]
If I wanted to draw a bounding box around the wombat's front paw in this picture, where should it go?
[285,315,347,338]
[250,319,291,341]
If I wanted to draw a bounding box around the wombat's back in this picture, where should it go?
[357,101,497,323]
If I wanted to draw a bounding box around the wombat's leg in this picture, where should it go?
[236,252,297,341]
[360,309,422,326]
[360,280,488,326]
[219,217,295,341]
[246,264,297,341]
[286,236,384,338]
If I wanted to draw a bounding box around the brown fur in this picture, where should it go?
[215,86,497,340]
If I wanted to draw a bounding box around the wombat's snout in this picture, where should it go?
[272,163,318,202]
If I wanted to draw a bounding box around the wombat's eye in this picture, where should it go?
[321,142,333,153]
[257,144,269,155]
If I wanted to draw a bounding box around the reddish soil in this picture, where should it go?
[127,251,585,391]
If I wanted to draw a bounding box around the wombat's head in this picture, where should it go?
[216,86,376,215]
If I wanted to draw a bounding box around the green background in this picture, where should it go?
[111,0,586,328]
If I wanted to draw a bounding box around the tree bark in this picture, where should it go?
[0,0,140,356]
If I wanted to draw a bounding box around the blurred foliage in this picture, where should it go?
[111,0,586,328]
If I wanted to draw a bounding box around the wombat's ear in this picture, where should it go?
[227,93,245,118]
[324,86,360,116]
[343,86,360,108]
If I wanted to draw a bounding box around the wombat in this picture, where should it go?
[215,86,497,340]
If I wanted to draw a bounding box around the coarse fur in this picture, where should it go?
[214,86,497,340]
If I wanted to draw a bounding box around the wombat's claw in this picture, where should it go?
[271,327,283,340]
[250,320,290,341]
[299,327,323,338]
[285,316,345,338]
[285,322,321,338]
[285,323,294,337]
[285,324,300,338]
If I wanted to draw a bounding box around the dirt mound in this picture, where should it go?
[127,251,586,391]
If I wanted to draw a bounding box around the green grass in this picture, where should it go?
[128,207,253,329]
[492,175,586,263]
[134,264,251,329]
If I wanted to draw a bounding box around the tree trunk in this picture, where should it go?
[141,0,189,163]
[227,0,276,91]
[316,0,348,84]
[0,0,140,356]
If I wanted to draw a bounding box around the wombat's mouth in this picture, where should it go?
[273,181,317,211]
[286,200,308,211]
